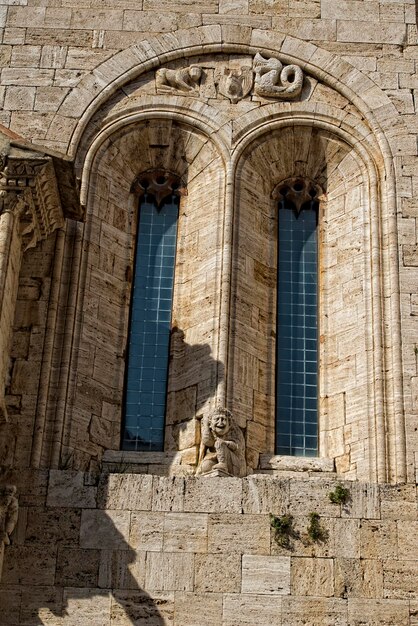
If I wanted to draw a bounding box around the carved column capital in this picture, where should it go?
[0,156,65,250]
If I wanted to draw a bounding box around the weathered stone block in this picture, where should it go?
[47,471,96,509]
[25,507,81,546]
[151,477,185,512]
[130,512,164,552]
[360,520,398,560]
[242,554,290,594]
[62,588,112,626]
[397,520,418,560]
[97,474,153,511]
[347,598,409,625]
[80,510,130,550]
[334,558,383,599]
[291,557,334,596]
[242,475,289,514]
[183,476,242,513]
[145,552,194,591]
[98,549,146,590]
[223,593,283,626]
[111,590,174,625]
[56,547,100,588]
[208,514,270,554]
[2,546,56,586]
[195,553,241,593]
[383,560,418,599]
[163,513,208,553]
[174,592,222,626]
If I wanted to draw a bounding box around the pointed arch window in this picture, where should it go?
[275,179,321,457]
[122,172,185,451]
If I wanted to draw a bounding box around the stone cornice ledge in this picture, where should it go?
[102,450,181,467]
[259,454,335,473]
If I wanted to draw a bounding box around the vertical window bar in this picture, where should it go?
[276,187,319,457]
[122,191,179,451]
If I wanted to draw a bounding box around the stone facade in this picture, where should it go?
[0,0,417,624]
[1,470,417,625]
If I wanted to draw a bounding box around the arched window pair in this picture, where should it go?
[122,171,321,458]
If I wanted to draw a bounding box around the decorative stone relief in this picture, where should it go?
[0,157,65,250]
[0,485,18,547]
[273,177,322,213]
[253,53,304,100]
[154,54,305,103]
[156,65,203,96]
[197,408,246,477]
[217,66,254,104]
[131,170,187,208]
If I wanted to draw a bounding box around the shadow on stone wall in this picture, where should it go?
[0,469,168,625]
[165,326,224,455]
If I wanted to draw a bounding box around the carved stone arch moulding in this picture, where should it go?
[227,115,405,483]
[52,114,229,472]
[62,27,407,167]
[60,30,406,481]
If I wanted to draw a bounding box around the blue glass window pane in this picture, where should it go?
[122,194,179,451]
[275,199,319,457]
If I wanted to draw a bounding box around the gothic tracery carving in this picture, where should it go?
[273,178,322,214]
[131,170,187,208]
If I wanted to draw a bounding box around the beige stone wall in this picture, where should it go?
[0,470,417,625]
[0,1,417,480]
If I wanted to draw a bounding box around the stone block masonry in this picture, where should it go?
[0,470,417,625]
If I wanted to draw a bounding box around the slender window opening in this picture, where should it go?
[122,172,185,451]
[275,179,321,457]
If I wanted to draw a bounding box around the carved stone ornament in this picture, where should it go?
[273,177,322,213]
[253,53,304,100]
[0,158,65,251]
[156,64,203,96]
[0,485,18,547]
[197,407,246,477]
[0,127,82,249]
[217,66,254,104]
[131,170,187,208]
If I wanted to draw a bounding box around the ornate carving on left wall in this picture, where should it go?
[0,157,65,251]
[0,485,18,548]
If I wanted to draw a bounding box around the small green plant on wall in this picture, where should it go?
[270,514,297,550]
[329,483,350,505]
[307,512,327,542]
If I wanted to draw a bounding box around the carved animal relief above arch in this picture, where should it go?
[154,53,305,102]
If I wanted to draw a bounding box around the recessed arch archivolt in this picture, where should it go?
[59,26,407,169]
[228,116,405,483]
[78,102,231,206]
[65,28,406,482]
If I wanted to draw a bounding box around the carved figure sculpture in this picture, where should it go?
[253,53,304,100]
[197,408,246,477]
[0,485,18,546]
[156,65,202,95]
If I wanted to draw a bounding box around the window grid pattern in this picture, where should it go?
[276,200,318,456]
[122,194,178,451]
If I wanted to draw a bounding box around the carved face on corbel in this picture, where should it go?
[210,409,232,437]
